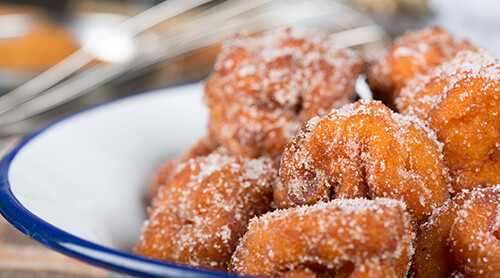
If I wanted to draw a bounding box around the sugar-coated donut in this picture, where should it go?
[230,198,414,278]
[279,100,449,224]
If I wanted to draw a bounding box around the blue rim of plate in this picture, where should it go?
[0,83,237,278]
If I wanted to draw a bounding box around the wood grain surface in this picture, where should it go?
[0,216,108,277]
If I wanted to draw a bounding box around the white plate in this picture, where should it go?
[0,83,235,277]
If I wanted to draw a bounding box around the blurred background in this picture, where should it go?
[0,0,498,277]
[0,0,498,137]
[0,0,428,138]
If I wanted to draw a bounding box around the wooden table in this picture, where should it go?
[0,212,108,277]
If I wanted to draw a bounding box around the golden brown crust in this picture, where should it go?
[136,149,278,269]
[396,50,500,192]
[273,180,295,210]
[367,26,476,108]
[278,100,450,224]
[206,103,299,159]
[229,198,414,278]
[205,27,365,158]
[411,186,500,278]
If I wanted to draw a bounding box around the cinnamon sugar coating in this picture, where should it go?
[367,26,476,108]
[205,27,364,158]
[411,186,500,278]
[279,100,449,224]
[136,148,278,269]
[397,50,500,192]
[230,198,414,278]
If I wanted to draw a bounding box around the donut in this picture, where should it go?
[411,185,500,277]
[396,50,500,192]
[205,27,365,157]
[278,99,449,224]
[136,148,278,269]
[366,26,476,108]
[229,198,414,277]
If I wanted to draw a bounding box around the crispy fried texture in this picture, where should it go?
[229,198,414,278]
[397,50,500,192]
[411,186,500,278]
[147,136,218,199]
[273,180,295,210]
[205,27,364,158]
[367,26,475,108]
[278,100,449,224]
[136,148,278,269]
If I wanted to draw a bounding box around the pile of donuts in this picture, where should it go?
[135,26,500,277]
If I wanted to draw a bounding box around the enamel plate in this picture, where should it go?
[0,83,235,277]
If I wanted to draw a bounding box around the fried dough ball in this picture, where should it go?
[278,100,450,224]
[148,136,218,199]
[205,27,365,158]
[206,103,299,159]
[396,50,500,192]
[229,198,414,278]
[367,26,476,108]
[136,148,278,269]
[411,186,500,278]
